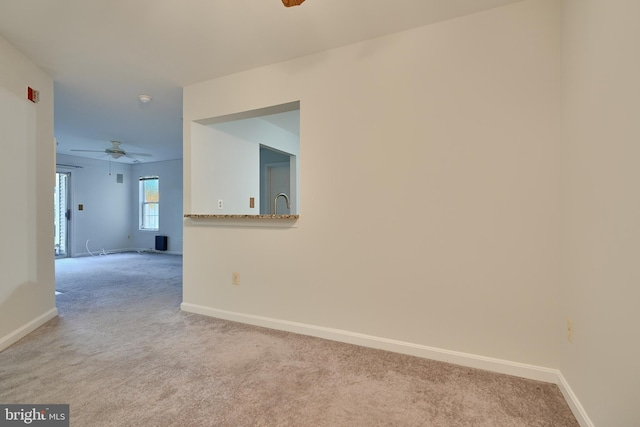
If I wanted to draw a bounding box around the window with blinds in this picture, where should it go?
[139,176,159,231]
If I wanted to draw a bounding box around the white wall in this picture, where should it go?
[0,36,56,350]
[56,154,133,256]
[131,159,183,253]
[184,0,561,371]
[560,0,640,425]
[191,123,259,214]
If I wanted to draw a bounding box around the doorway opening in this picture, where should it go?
[260,146,293,215]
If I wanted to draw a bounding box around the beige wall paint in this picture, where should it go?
[560,0,640,425]
[184,0,561,368]
[0,36,56,348]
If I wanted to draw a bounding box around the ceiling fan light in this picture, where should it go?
[282,0,305,7]
[110,152,124,159]
[138,94,152,103]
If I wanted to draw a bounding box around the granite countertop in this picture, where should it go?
[184,214,299,219]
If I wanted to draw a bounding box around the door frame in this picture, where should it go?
[266,162,291,214]
[54,171,71,258]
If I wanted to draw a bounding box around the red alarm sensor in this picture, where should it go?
[27,87,39,103]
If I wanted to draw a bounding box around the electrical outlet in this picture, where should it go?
[232,272,240,285]
[218,199,223,209]
[567,319,574,343]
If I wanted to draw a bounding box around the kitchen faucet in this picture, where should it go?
[274,193,290,214]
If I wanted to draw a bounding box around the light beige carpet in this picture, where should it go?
[0,253,579,426]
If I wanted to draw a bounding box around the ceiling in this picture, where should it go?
[0,0,523,164]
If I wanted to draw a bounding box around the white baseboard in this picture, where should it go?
[180,303,593,426]
[72,249,183,257]
[143,249,183,255]
[73,248,134,257]
[0,308,58,352]
[557,372,595,427]
[180,303,557,382]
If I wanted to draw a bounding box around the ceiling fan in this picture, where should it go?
[282,0,305,7]
[70,141,152,160]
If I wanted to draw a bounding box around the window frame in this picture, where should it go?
[139,176,159,231]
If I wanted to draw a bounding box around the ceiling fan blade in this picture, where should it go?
[126,152,153,157]
[70,149,105,153]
